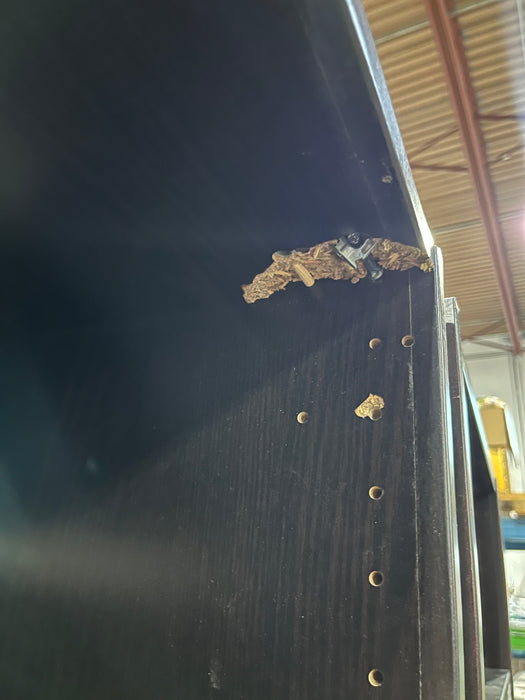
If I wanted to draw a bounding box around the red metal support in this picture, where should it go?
[424,0,523,354]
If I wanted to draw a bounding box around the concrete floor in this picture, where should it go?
[512,661,525,699]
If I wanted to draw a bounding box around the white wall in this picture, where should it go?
[463,335,525,492]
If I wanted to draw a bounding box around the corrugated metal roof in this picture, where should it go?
[362,0,525,339]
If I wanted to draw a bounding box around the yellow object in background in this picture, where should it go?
[478,396,519,504]
[480,399,510,446]
[489,446,511,494]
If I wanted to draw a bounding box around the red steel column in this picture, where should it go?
[424,0,522,353]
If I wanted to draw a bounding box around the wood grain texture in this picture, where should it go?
[0,0,465,698]
[0,266,466,699]
[408,251,464,699]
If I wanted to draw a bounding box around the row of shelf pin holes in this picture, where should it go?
[368,481,384,688]
[367,333,414,688]
[370,335,414,350]
[295,334,415,689]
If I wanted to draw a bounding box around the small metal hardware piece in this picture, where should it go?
[334,232,383,280]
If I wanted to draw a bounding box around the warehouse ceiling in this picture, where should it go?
[362,0,525,350]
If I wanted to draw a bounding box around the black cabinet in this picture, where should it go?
[0,1,509,697]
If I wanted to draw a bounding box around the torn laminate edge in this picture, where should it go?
[242,238,433,303]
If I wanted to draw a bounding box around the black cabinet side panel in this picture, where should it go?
[408,254,464,699]
[446,299,485,698]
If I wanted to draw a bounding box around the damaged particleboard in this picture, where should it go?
[242,238,433,303]
[355,394,385,420]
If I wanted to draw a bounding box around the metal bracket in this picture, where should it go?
[334,232,383,280]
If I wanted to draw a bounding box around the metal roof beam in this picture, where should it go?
[424,0,523,354]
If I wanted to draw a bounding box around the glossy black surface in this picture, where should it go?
[3,269,466,699]
[1,1,464,698]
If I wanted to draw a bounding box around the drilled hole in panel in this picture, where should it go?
[370,408,382,421]
[401,335,414,347]
[368,571,384,587]
[297,412,309,424]
[369,338,381,350]
[369,486,384,500]
[368,669,384,687]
